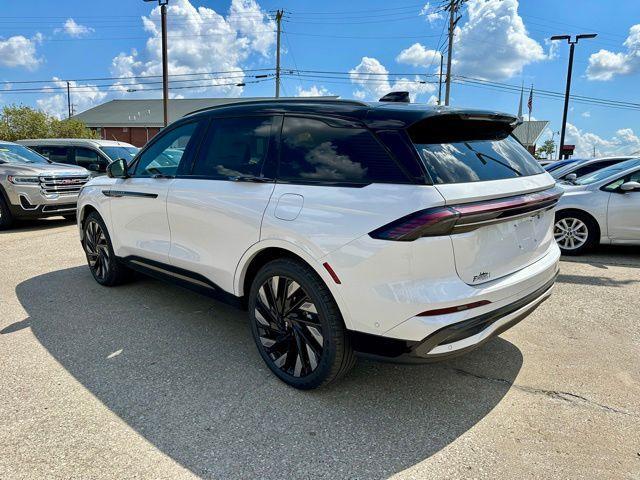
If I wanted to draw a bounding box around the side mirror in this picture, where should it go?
[620,181,640,192]
[106,158,129,179]
[565,173,578,182]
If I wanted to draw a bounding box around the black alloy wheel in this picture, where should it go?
[254,275,324,377]
[84,219,110,281]
[249,258,355,389]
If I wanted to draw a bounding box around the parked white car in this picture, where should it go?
[18,139,138,176]
[555,158,640,254]
[550,156,632,181]
[77,98,561,389]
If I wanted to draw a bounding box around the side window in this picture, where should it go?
[603,170,640,191]
[279,116,410,185]
[192,116,274,178]
[75,148,106,171]
[134,122,199,177]
[40,146,72,164]
[571,161,616,178]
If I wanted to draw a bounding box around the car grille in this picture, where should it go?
[39,175,90,195]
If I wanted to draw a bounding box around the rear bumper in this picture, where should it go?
[351,273,556,362]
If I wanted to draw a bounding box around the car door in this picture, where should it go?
[166,114,279,293]
[606,169,640,241]
[107,120,203,264]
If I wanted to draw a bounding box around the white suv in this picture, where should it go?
[77,99,561,389]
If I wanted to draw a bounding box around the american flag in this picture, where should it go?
[527,86,533,113]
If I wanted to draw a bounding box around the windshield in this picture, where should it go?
[100,146,139,162]
[0,144,50,164]
[574,158,640,185]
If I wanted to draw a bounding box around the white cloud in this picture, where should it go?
[420,3,443,25]
[0,34,42,70]
[349,56,435,102]
[36,77,107,119]
[110,0,275,98]
[587,24,640,81]
[396,43,441,68]
[581,111,591,118]
[565,123,640,157]
[452,0,545,80]
[296,85,333,97]
[56,18,94,38]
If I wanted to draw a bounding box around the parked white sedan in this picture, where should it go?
[555,158,640,255]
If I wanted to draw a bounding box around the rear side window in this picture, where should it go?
[39,146,72,164]
[279,116,411,185]
[409,117,543,184]
[192,116,274,179]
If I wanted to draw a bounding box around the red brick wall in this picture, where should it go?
[93,127,161,147]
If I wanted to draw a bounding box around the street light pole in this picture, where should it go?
[551,33,597,159]
[144,0,170,127]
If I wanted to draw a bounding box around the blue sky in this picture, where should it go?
[1,0,639,156]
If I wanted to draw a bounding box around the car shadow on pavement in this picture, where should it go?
[0,217,75,234]
[16,266,523,479]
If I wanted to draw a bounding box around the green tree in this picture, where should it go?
[0,104,97,141]
[536,139,556,159]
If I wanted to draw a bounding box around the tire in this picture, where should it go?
[82,211,133,286]
[0,196,13,230]
[554,210,599,256]
[248,258,356,390]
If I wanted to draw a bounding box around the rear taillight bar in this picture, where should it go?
[369,186,563,241]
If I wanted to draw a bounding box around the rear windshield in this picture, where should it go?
[409,118,543,184]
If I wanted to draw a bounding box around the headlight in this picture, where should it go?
[7,175,40,184]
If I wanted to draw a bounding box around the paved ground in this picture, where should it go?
[1,218,639,480]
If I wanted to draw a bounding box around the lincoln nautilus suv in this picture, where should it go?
[77,98,561,389]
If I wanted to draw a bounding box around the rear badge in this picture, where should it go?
[473,272,490,283]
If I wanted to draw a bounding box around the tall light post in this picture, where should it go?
[144,0,170,127]
[551,33,597,159]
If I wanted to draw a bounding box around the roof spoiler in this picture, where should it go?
[379,91,410,103]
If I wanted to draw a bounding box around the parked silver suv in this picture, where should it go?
[0,141,90,228]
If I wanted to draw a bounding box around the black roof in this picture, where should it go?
[183,98,518,130]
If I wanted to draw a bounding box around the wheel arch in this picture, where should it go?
[234,240,354,329]
[555,207,603,241]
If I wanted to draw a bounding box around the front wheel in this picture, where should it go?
[82,212,132,286]
[248,258,355,390]
[554,211,598,255]
[0,196,13,230]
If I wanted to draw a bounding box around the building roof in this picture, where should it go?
[512,120,549,146]
[72,97,340,127]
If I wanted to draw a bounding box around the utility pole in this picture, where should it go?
[66,81,72,119]
[443,0,465,106]
[275,9,284,98]
[551,33,597,159]
[437,51,444,105]
[144,0,170,127]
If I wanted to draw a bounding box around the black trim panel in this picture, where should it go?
[120,256,243,308]
[102,190,158,198]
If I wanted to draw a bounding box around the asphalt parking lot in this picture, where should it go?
[1,218,639,480]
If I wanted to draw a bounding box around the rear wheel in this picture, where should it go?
[83,211,132,286]
[554,210,598,255]
[0,196,13,229]
[248,258,355,390]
